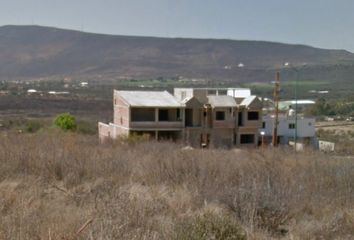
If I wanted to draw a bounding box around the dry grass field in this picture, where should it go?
[316,121,354,155]
[1,131,354,239]
[316,121,354,133]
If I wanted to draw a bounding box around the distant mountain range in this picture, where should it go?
[1,25,354,82]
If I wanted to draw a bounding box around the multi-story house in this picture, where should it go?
[98,87,263,148]
[173,88,263,148]
[98,90,185,141]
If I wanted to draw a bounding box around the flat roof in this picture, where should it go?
[227,88,251,98]
[115,90,183,107]
[174,87,250,90]
[284,100,315,104]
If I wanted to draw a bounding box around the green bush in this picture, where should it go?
[54,113,77,131]
[25,121,42,133]
[175,212,246,240]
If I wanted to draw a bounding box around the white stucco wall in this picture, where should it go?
[260,115,316,138]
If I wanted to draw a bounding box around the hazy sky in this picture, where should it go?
[1,0,354,52]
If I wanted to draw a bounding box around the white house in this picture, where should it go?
[260,114,317,146]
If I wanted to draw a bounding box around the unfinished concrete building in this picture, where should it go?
[98,90,184,141]
[98,88,263,148]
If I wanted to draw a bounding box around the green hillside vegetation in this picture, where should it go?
[306,97,354,117]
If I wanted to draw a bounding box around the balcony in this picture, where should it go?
[130,121,183,129]
[130,107,184,129]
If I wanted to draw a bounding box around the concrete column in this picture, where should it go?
[254,133,259,147]
[155,108,159,122]
[181,108,185,127]
[243,111,247,126]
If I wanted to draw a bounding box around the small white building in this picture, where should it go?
[48,91,70,95]
[27,89,37,93]
[278,100,315,111]
[80,82,88,87]
[260,114,317,146]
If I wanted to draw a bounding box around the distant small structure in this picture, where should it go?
[319,140,335,152]
[309,90,329,94]
[226,88,251,99]
[279,100,315,111]
[27,89,37,93]
[289,141,305,151]
[63,77,72,83]
[80,82,88,87]
[238,63,245,68]
[48,91,69,95]
[0,90,9,96]
[325,117,335,121]
[346,117,354,122]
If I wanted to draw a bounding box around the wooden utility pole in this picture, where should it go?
[272,72,280,147]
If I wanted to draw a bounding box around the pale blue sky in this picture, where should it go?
[1,0,354,51]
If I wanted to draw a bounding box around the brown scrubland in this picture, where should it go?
[1,131,354,239]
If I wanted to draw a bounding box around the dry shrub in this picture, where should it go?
[0,131,354,239]
[175,209,246,240]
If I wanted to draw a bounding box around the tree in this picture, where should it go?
[54,113,77,131]
[306,98,334,116]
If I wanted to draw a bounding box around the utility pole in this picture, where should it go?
[284,62,303,151]
[272,72,280,147]
[294,69,298,151]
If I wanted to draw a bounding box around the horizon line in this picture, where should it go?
[1,24,352,53]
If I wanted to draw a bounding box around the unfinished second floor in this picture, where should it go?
[113,90,185,130]
[112,89,263,131]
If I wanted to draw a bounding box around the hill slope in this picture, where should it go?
[1,25,354,81]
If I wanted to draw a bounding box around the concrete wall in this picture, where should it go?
[210,128,234,148]
[212,107,236,128]
[236,107,262,128]
[130,121,184,129]
[109,123,129,138]
[227,89,251,98]
[192,89,208,103]
[244,110,262,128]
[98,122,112,143]
[185,108,202,127]
[98,122,130,143]
[261,116,316,138]
[173,88,194,101]
[236,127,259,146]
[192,109,202,127]
[113,94,130,128]
[183,128,234,148]
[184,128,204,147]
